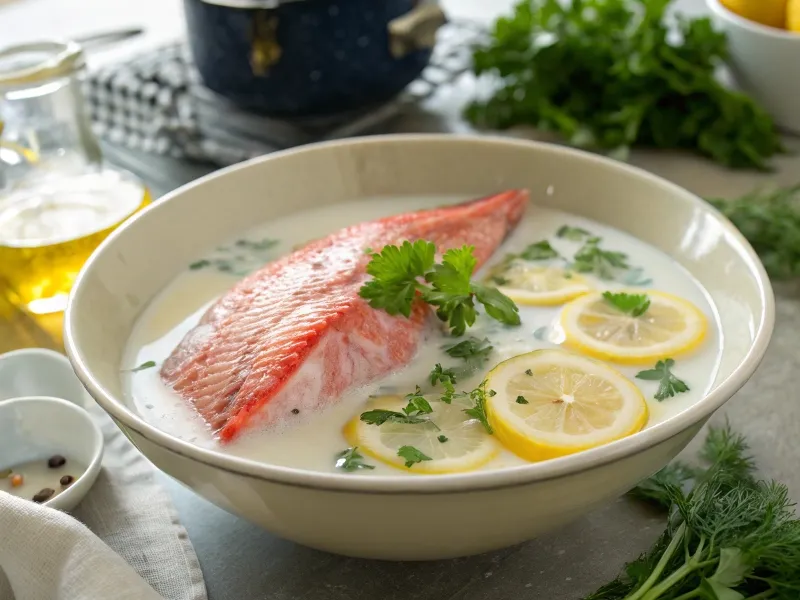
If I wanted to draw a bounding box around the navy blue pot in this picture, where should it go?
[184,0,446,117]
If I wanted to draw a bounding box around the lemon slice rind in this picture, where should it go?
[485,349,648,462]
[487,263,593,306]
[560,290,708,364]
[344,395,499,474]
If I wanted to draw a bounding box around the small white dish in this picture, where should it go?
[0,348,89,406]
[0,396,104,511]
[707,0,800,134]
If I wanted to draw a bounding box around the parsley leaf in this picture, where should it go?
[403,387,434,415]
[465,0,784,170]
[636,358,690,401]
[397,445,432,468]
[443,337,494,375]
[359,409,427,426]
[429,364,458,403]
[515,395,529,404]
[519,240,560,260]
[602,291,651,317]
[557,225,591,241]
[438,435,448,443]
[360,243,520,336]
[335,447,375,472]
[464,382,494,434]
[571,237,629,280]
[358,240,435,318]
[130,360,157,372]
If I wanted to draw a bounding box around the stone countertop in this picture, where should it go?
[3,0,799,598]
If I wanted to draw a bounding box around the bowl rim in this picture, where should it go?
[64,133,775,495]
[706,0,800,40]
[0,395,105,507]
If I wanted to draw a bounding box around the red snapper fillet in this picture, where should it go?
[161,190,529,442]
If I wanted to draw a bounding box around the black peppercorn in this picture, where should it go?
[33,488,55,503]
[47,455,66,468]
[60,475,75,486]
[291,408,300,415]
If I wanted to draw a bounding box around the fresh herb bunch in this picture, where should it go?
[359,240,521,335]
[466,0,784,170]
[709,186,800,280]
[586,424,800,599]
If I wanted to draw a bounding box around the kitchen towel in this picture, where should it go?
[0,403,207,600]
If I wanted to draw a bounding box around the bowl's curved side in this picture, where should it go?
[64,134,774,497]
[123,417,702,559]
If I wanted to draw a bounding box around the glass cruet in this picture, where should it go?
[0,40,151,315]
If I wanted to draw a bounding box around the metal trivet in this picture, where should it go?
[85,20,486,166]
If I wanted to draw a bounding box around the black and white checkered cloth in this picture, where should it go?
[85,20,486,166]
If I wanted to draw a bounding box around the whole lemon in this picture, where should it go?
[787,0,800,31]
[719,0,787,28]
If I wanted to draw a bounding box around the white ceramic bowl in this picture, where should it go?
[0,348,89,405]
[707,0,800,134]
[0,396,104,511]
[64,135,774,560]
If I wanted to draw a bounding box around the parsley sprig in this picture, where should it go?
[464,383,494,434]
[360,387,439,429]
[571,237,629,280]
[397,446,432,468]
[603,291,651,317]
[636,358,690,401]
[429,364,459,404]
[359,241,520,336]
[443,337,494,377]
[466,0,784,170]
[588,424,800,600]
[334,447,375,472]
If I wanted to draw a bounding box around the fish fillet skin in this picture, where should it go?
[161,190,529,442]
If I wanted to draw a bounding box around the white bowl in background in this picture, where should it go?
[64,135,773,560]
[0,396,104,512]
[707,0,800,134]
[0,348,89,405]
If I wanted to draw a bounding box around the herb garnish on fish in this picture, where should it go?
[359,241,520,336]
[636,359,690,401]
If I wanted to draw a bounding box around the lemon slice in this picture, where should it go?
[485,349,648,461]
[487,260,592,305]
[344,395,498,474]
[560,291,707,364]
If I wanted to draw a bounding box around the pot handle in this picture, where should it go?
[388,4,448,59]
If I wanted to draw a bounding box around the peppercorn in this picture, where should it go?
[33,488,54,503]
[47,455,66,468]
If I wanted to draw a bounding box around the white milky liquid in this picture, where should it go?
[122,195,723,476]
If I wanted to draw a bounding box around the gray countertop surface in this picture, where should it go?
[5,0,798,597]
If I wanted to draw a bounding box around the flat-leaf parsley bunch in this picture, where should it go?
[466,0,784,170]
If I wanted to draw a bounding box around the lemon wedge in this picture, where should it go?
[560,290,707,364]
[485,349,648,461]
[344,394,498,474]
[487,260,592,306]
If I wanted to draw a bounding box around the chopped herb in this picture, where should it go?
[235,238,278,251]
[359,241,520,336]
[465,0,784,170]
[443,337,494,376]
[403,387,434,415]
[397,445,432,468]
[571,237,629,280]
[557,225,591,241]
[519,240,560,261]
[429,364,458,403]
[515,395,529,404]
[464,382,494,434]
[533,326,549,341]
[708,185,800,280]
[360,409,428,426]
[602,291,651,317]
[525,368,533,376]
[623,266,653,287]
[130,360,156,373]
[636,358,690,401]
[335,447,375,472]
[189,259,211,270]
[438,435,449,443]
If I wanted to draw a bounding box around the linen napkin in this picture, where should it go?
[0,403,207,600]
